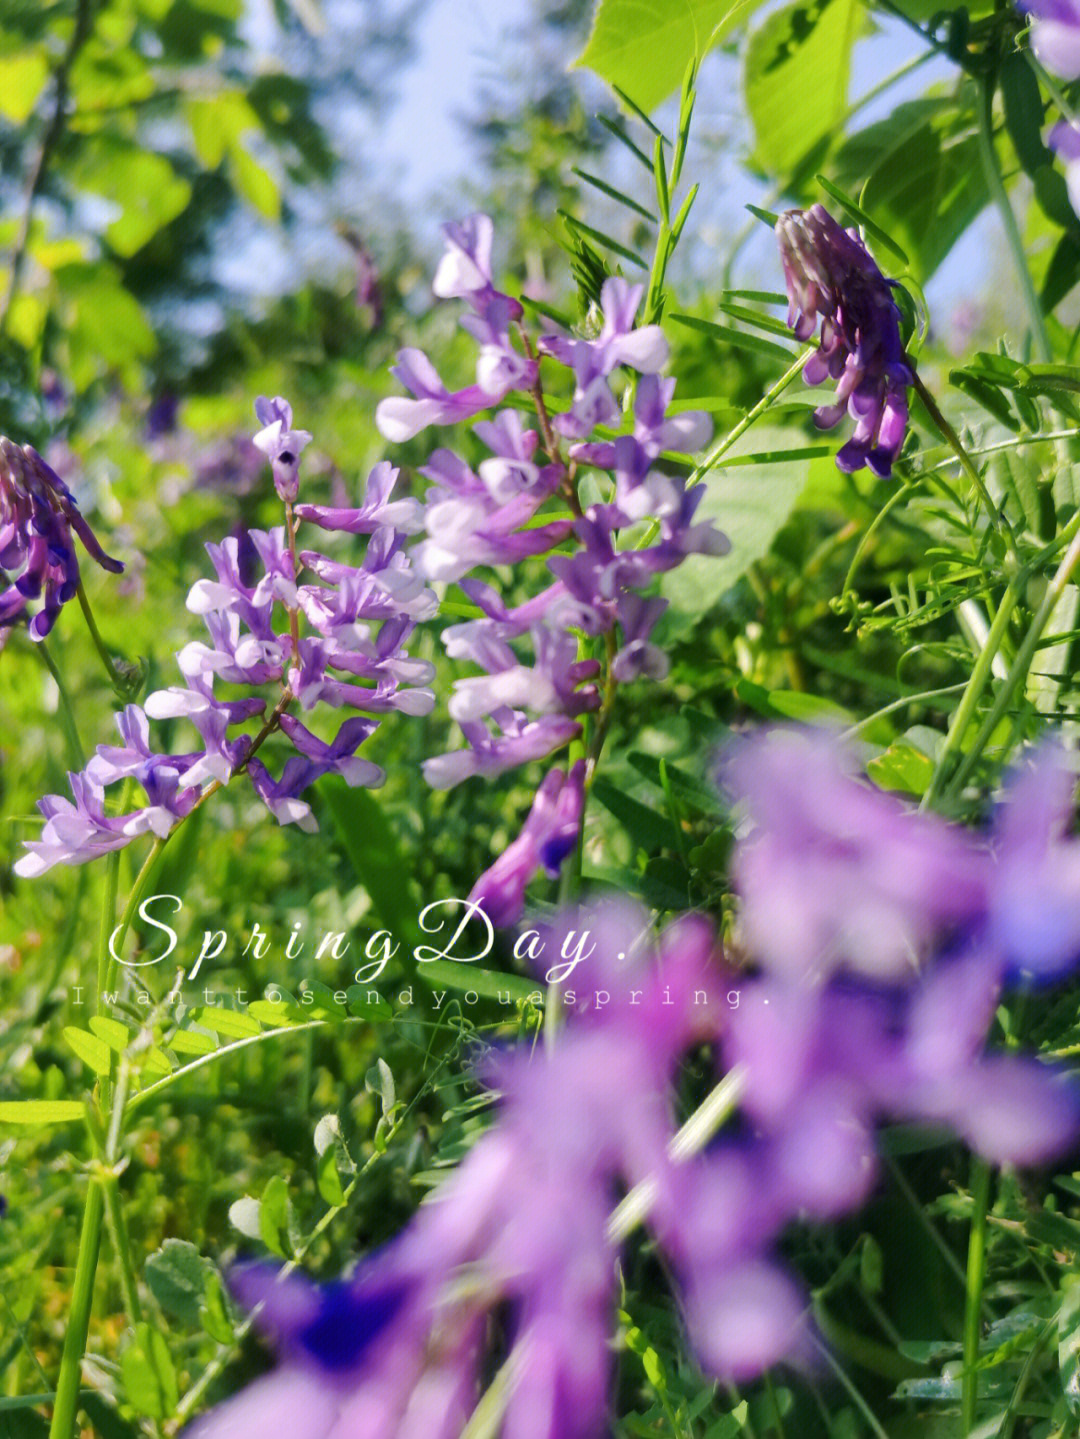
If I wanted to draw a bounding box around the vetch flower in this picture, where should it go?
[777,204,913,477]
[0,436,123,641]
[1050,120,1080,218]
[1021,0,1080,79]
[17,400,434,877]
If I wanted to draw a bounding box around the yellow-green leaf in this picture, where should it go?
[0,50,49,123]
[0,1100,85,1126]
[63,1027,113,1077]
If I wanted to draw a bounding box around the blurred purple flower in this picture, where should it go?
[1021,0,1080,79]
[1050,120,1080,217]
[778,204,912,477]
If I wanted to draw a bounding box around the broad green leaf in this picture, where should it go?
[0,1100,85,1126]
[661,435,810,618]
[71,145,190,257]
[57,261,156,388]
[867,741,935,796]
[745,0,861,176]
[322,782,421,950]
[592,776,680,851]
[121,1325,178,1420]
[230,143,280,220]
[0,50,48,122]
[317,1142,346,1206]
[834,95,989,281]
[576,0,766,114]
[88,1016,131,1054]
[62,1027,112,1077]
[418,963,540,1004]
[200,1271,235,1345]
[145,1240,210,1325]
[169,1029,218,1057]
[259,1175,292,1258]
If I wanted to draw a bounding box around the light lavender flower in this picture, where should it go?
[1021,0,1080,79]
[16,402,435,876]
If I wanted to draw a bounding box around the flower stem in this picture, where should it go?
[76,581,128,693]
[690,349,812,482]
[47,1177,104,1439]
[947,510,1080,796]
[921,577,1021,809]
[961,1157,992,1435]
[36,637,86,769]
[910,372,1009,543]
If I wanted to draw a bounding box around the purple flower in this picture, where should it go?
[252,396,312,502]
[1021,0,1080,79]
[294,461,423,535]
[1050,120,1080,217]
[422,708,581,790]
[777,205,913,478]
[468,761,586,925]
[723,728,986,983]
[988,747,1080,978]
[0,437,123,641]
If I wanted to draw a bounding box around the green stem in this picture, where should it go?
[36,638,86,769]
[690,349,812,482]
[76,581,127,693]
[976,77,1053,364]
[47,1178,104,1439]
[948,510,1080,795]
[101,1170,142,1328]
[911,373,1008,542]
[103,837,167,996]
[962,1157,992,1435]
[922,578,1022,808]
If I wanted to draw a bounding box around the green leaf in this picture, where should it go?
[1059,1281,1080,1414]
[0,50,49,122]
[230,143,280,219]
[258,1175,292,1258]
[317,1139,346,1206]
[0,1100,85,1126]
[200,1271,235,1346]
[322,782,421,950]
[866,740,935,796]
[661,436,810,617]
[745,0,861,176]
[62,1027,112,1078]
[1042,231,1080,312]
[192,1007,261,1039]
[576,0,766,115]
[144,1240,210,1326]
[834,96,989,281]
[670,312,795,361]
[418,962,540,1004]
[88,1016,131,1054]
[592,777,679,851]
[121,1324,178,1420]
[1000,48,1050,182]
[814,174,909,266]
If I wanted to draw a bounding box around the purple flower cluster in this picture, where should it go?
[0,436,123,641]
[777,205,913,478]
[15,401,435,878]
[375,215,726,919]
[190,736,1080,1436]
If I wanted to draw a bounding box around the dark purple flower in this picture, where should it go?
[0,437,123,641]
[777,204,913,478]
[468,761,586,925]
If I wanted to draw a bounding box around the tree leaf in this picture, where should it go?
[576,0,766,114]
[745,0,861,176]
[0,50,49,123]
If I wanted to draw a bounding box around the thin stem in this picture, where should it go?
[102,836,166,997]
[911,372,1008,542]
[921,578,1022,809]
[976,77,1053,365]
[76,582,128,693]
[0,0,96,337]
[690,349,812,482]
[962,1157,992,1435]
[47,1178,104,1439]
[948,511,1080,795]
[101,1169,143,1329]
[36,638,86,769]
